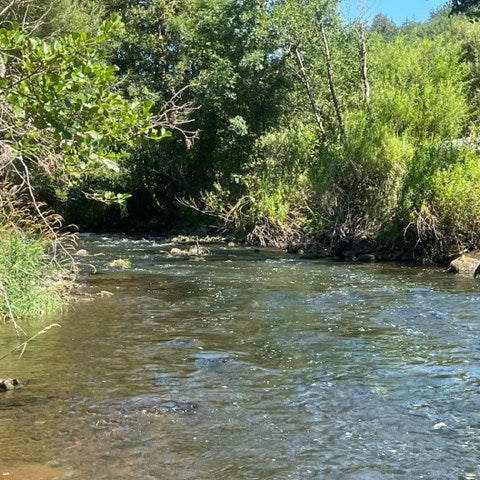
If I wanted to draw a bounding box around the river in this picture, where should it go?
[0,234,479,479]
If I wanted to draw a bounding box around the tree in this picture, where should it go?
[0,12,165,212]
[0,7,169,325]
[370,13,397,39]
[75,0,290,229]
[450,0,480,19]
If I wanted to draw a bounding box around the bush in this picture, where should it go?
[429,147,480,255]
[212,120,322,246]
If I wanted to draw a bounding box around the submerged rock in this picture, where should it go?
[194,352,230,371]
[169,246,209,258]
[108,258,132,269]
[142,401,197,415]
[170,235,195,243]
[0,378,22,392]
[449,252,480,277]
[97,290,114,297]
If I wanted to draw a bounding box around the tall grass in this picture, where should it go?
[0,230,64,321]
[0,191,76,327]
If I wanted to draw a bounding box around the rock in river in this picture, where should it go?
[142,401,197,415]
[449,251,480,277]
[0,378,22,392]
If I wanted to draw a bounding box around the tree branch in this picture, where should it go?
[356,23,371,109]
[319,22,346,146]
[292,44,327,137]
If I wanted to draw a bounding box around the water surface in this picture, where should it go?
[1,234,479,479]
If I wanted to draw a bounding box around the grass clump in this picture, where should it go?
[0,192,76,330]
[0,230,64,322]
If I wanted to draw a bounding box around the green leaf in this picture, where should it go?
[101,158,120,173]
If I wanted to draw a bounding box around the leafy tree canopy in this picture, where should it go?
[450,0,480,19]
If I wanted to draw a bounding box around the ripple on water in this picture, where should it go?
[1,234,480,479]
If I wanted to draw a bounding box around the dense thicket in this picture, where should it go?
[37,0,479,263]
[2,0,480,280]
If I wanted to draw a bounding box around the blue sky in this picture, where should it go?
[341,0,449,24]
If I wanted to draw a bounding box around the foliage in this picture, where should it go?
[76,0,290,228]
[215,120,320,246]
[0,230,63,322]
[200,1,480,259]
[2,0,480,269]
[428,147,480,255]
[0,188,77,331]
[0,6,165,325]
[0,13,163,189]
[450,0,480,20]
[370,14,397,39]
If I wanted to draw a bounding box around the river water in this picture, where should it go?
[1,234,479,479]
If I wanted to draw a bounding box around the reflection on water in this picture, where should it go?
[1,234,480,479]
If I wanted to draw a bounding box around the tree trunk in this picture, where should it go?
[293,45,327,137]
[319,22,346,145]
[357,23,371,108]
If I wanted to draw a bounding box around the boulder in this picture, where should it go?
[170,246,208,258]
[286,243,301,254]
[0,378,22,392]
[170,235,195,243]
[169,247,190,258]
[357,254,376,263]
[449,251,480,277]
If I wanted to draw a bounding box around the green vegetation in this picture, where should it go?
[0,232,63,322]
[1,0,480,326]
[0,2,163,329]
[450,0,480,20]
[0,194,75,333]
[108,258,132,269]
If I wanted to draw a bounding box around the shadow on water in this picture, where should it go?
[1,234,480,479]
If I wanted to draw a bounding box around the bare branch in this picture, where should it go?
[319,22,346,146]
[0,0,52,33]
[356,22,371,109]
[293,45,327,137]
[17,157,76,267]
[152,85,201,148]
[0,0,16,18]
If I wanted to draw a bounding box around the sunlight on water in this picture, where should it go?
[0,234,479,479]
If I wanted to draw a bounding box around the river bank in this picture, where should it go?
[139,231,462,269]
